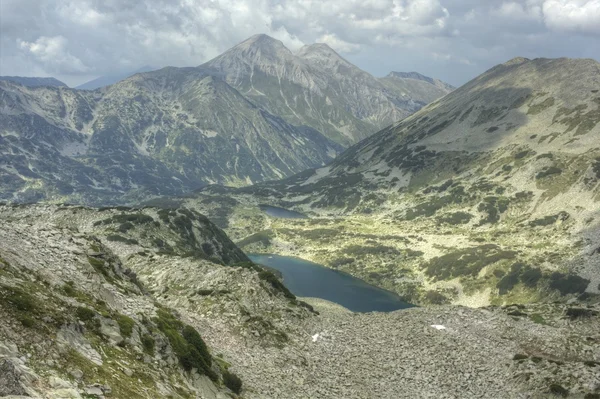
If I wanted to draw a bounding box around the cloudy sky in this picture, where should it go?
[1,0,599,87]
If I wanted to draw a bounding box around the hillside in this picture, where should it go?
[0,76,68,88]
[1,202,599,398]
[0,35,452,205]
[76,66,156,90]
[203,34,453,147]
[0,69,341,204]
[187,57,600,306]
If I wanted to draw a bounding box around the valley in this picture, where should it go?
[1,34,600,398]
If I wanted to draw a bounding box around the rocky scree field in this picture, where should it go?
[1,202,600,398]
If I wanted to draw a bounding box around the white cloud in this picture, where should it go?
[542,0,600,34]
[0,0,598,87]
[18,36,89,74]
[317,33,362,53]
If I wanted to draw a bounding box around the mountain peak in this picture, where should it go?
[296,42,356,72]
[235,34,291,54]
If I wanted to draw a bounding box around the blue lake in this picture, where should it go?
[259,204,308,219]
[248,254,413,313]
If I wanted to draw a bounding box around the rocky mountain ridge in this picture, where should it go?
[202,34,453,147]
[0,76,68,88]
[0,35,451,205]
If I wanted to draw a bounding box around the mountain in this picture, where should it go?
[2,202,599,398]
[190,57,600,306]
[0,35,451,205]
[202,34,452,147]
[0,67,342,204]
[380,71,454,106]
[75,66,156,90]
[0,76,68,87]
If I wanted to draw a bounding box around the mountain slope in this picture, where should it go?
[0,67,341,204]
[0,76,68,88]
[2,203,599,398]
[192,57,600,305]
[380,71,454,106]
[202,34,452,147]
[75,66,156,90]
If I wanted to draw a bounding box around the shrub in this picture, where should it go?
[436,211,473,225]
[521,268,542,287]
[536,166,562,179]
[424,291,448,305]
[425,245,517,280]
[116,314,135,338]
[549,272,589,295]
[1,285,37,312]
[141,334,155,356]
[258,271,295,300]
[223,370,243,394]
[62,283,77,297]
[549,384,568,397]
[106,234,139,245]
[18,315,35,328]
[182,326,212,367]
[75,307,96,321]
[154,309,216,380]
[329,257,355,268]
[530,314,546,325]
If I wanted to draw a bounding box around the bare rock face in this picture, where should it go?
[0,359,27,396]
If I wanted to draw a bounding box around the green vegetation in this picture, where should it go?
[405,190,465,220]
[527,97,555,115]
[153,308,216,380]
[530,314,547,325]
[477,196,509,225]
[497,263,523,295]
[236,230,274,247]
[116,314,135,338]
[76,306,96,322]
[106,234,139,245]
[1,285,37,311]
[521,268,542,287]
[436,211,473,225]
[93,213,155,227]
[549,383,569,397]
[549,272,589,295]
[424,245,517,280]
[424,290,448,305]
[536,166,562,179]
[258,270,295,300]
[223,370,243,394]
[141,334,155,356]
[529,212,569,227]
[344,245,401,256]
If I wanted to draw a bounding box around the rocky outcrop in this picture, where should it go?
[0,359,28,396]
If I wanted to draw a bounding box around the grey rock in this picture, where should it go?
[0,360,27,396]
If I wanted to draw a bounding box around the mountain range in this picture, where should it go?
[190,57,600,305]
[0,35,452,204]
